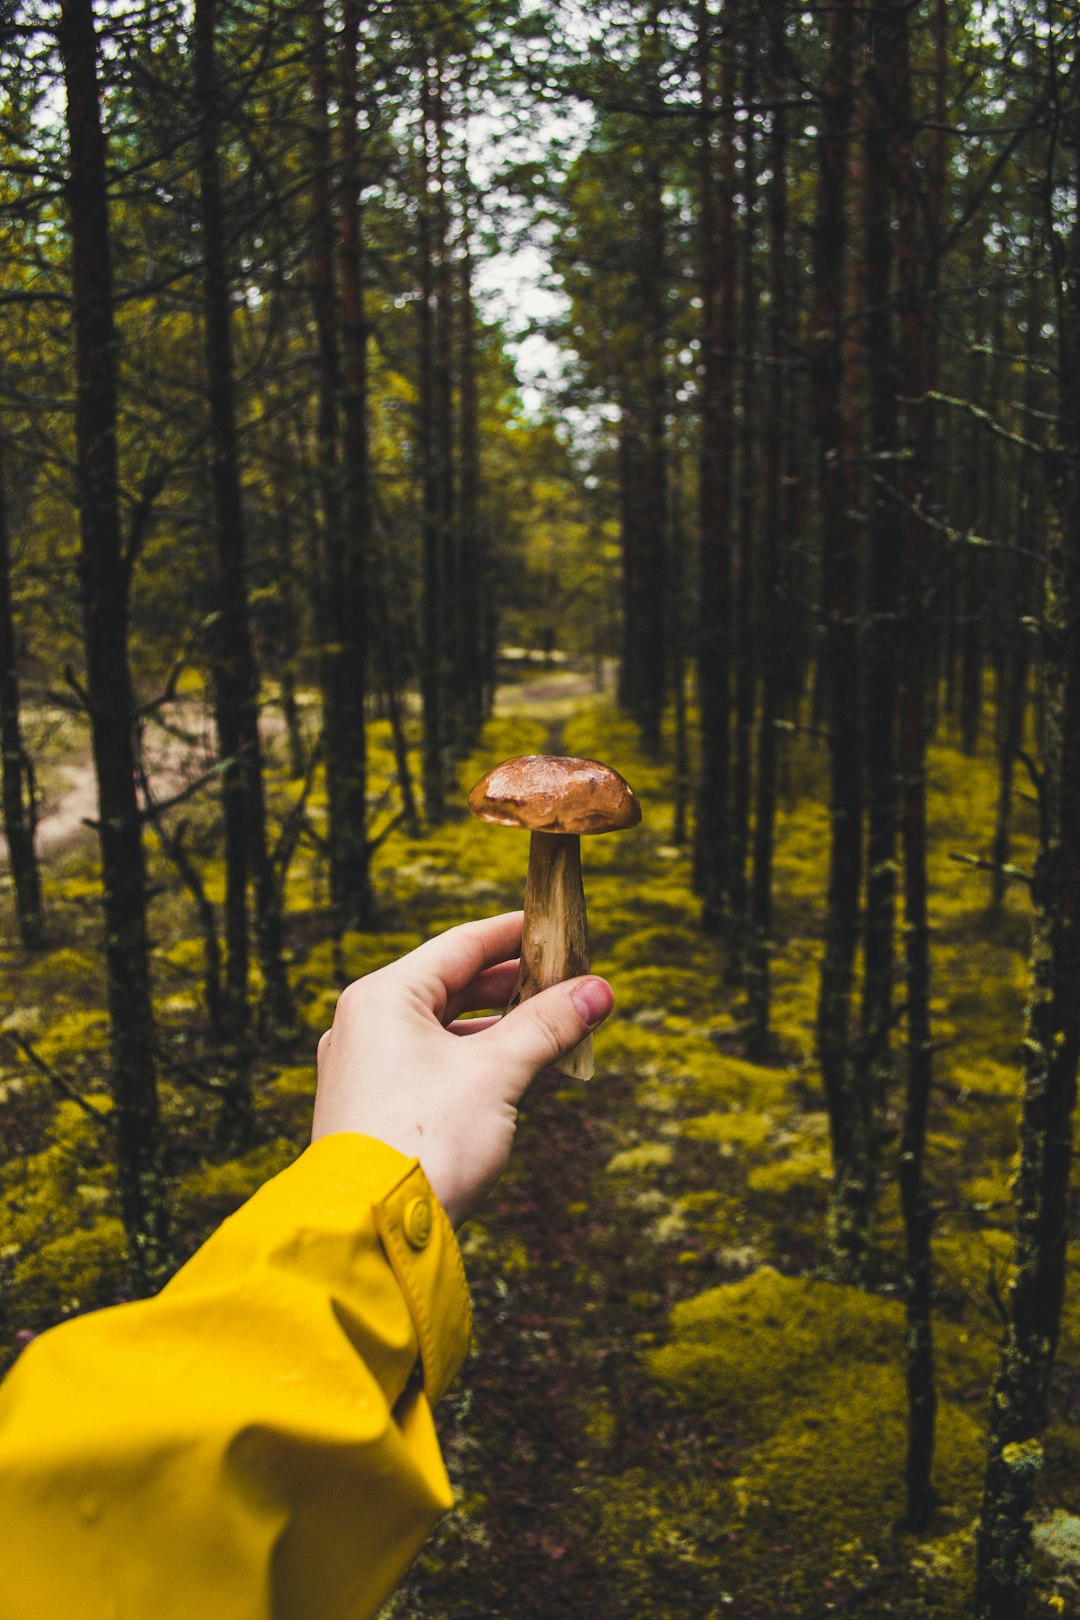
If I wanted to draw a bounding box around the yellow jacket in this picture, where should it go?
[0,1133,472,1620]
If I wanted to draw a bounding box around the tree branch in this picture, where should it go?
[2,1030,109,1125]
[948,852,1033,888]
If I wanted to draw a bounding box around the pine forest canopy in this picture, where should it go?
[0,1,1079,1617]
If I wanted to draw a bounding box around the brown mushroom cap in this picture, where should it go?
[468,755,642,835]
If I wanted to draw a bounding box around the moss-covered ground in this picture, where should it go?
[1,672,1077,1617]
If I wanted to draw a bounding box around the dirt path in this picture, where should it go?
[3,665,607,870]
[495,658,614,712]
[17,761,102,861]
[0,702,280,865]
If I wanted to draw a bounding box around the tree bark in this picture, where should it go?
[856,0,903,1233]
[893,0,943,1529]
[331,0,372,923]
[617,394,644,717]
[0,410,44,950]
[194,0,294,1102]
[458,169,486,738]
[729,53,758,974]
[974,64,1080,1619]
[810,0,866,1280]
[59,0,167,1292]
[270,426,305,782]
[746,5,789,1063]
[694,0,735,934]
[990,282,1041,910]
[308,0,366,926]
[669,452,691,847]
[635,3,668,760]
[431,59,460,756]
[418,59,445,824]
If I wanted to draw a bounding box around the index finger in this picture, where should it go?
[385,912,524,1009]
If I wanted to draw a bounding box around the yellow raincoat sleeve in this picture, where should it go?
[0,1132,473,1620]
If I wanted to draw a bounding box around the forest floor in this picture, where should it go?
[1,669,1078,1618]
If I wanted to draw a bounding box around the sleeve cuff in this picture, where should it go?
[301,1134,473,1403]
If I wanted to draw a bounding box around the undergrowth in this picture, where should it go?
[0,672,1076,1618]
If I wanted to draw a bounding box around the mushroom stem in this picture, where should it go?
[507,830,593,1081]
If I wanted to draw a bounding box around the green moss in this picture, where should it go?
[155,937,207,974]
[582,1394,617,1448]
[597,1022,673,1080]
[580,1465,740,1617]
[948,1059,1021,1099]
[733,1366,984,1537]
[605,924,718,972]
[1034,1510,1080,1570]
[606,1142,674,1174]
[612,966,710,1018]
[176,1140,296,1221]
[682,1110,773,1150]
[747,1142,834,1194]
[9,1216,126,1319]
[650,1268,906,1431]
[638,1265,992,1611]
[1001,1438,1044,1477]
[31,1007,109,1066]
[501,1239,531,1273]
[270,1064,316,1098]
[963,1172,1014,1209]
[21,946,100,986]
[161,991,200,1015]
[2,1107,113,1257]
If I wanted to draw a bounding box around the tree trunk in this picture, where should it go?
[729,55,758,975]
[694,0,735,934]
[309,0,367,924]
[194,0,294,1105]
[270,429,305,782]
[669,451,691,847]
[810,0,866,1280]
[893,0,942,1529]
[331,0,372,923]
[635,3,668,760]
[59,0,167,1293]
[960,509,985,756]
[746,5,789,1063]
[418,60,445,824]
[308,0,341,780]
[990,282,1041,910]
[373,550,420,839]
[458,171,486,738]
[974,93,1080,1620]
[617,396,644,717]
[856,0,904,1224]
[431,60,460,756]
[0,411,44,950]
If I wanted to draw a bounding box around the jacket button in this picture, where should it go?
[404,1197,433,1249]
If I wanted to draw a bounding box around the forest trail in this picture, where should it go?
[2,663,611,870]
[0,700,275,865]
[496,658,613,709]
[496,658,615,757]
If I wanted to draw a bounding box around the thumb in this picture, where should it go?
[484,976,614,1094]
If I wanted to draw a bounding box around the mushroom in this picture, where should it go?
[467,755,641,1080]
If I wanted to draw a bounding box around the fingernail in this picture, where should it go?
[571,977,614,1027]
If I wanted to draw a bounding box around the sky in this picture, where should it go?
[465,94,593,419]
[473,239,569,417]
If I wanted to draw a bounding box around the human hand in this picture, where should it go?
[311,912,614,1228]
